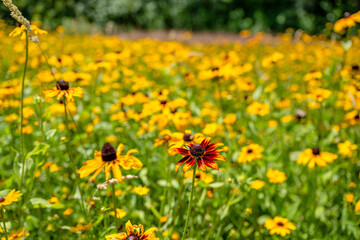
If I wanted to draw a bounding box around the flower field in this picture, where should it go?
[1,13,360,240]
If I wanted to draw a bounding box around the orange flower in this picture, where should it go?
[169,137,225,172]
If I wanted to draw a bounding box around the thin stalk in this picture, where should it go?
[19,31,29,191]
[181,167,196,240]
[63,98,86,214]
[112,183,118,229]
[1,207,8,240]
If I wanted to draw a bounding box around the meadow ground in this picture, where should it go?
[1,18,360,240]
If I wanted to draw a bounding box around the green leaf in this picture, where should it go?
[45,129,57,140]
[25,143,50,161]
[30,198,52,208]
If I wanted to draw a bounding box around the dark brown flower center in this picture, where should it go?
[277,221,284,227]
[127,235,139,240]
[160,100,167,105]
[352,65,359,71]
[212,67,219,72]
[312,147,320,155]
[101,143,117,162]
[355,114,360,120]
[183,133,194,142]
[247,148,253,153]
[56,79,69,90]
[0,197,5,203]
[195,174,201,179]
[190,144,205,157]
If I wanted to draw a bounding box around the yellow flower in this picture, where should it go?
[334,11,360,34]
[223,113,237,125]
[251,180,265,190]
[132,186,150,196]
[70,222,93,233]
[3,228,29,240]
[79,143,142,183]
[338,140,358,158]
[237,144,264,164]
[266,169,287,183]
[297,147,337,169]
[268,120,278,128]
[355,200,360,213]
[345,193,354,203]
[9,24,47,39]
[265,216,296,236]
[44,79,84,102]
[63,208,73,216]
[109,208,127,219]
[105,220,158,240]
[0,189,22,207]
[160,216,168,223]
[246,101,270,116]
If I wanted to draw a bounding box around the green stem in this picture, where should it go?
[112,183,118,229]
[63,98,86,214]
[181,167,196,240]
[1,207,8,240]
[19,31,29,192]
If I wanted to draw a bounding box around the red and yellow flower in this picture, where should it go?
[105,220,158,240]
[169,137,225,172]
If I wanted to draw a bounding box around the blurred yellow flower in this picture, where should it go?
[265,216,296,236]
[251,180,265,190]
[266,169,287,184]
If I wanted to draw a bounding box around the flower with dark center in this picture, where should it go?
[0,189,22,207]
[79,143,143,183]
[190,144,205,157]
[312,147,320,155]
[101,143,117,162]
[247,148,253,153]
[0,197,5,203]
[169,137,225,172]
[297,147,337,169]
[56,79,69,90]
[183,133,194,142]
[44,79,84,102]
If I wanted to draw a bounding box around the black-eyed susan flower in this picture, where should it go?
[266,168,287,184]
[265,217,296,236]
[0,189,22,207]
[237,144,263,164]
[78,143,142,183]
[4,228,29,239]
[105,220,158,240]
[44,79,84,102]
[297,147,337,169]
[9,23,47,39]
[169,137,225,172]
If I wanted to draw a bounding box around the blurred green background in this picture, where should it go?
[0,0,359,33]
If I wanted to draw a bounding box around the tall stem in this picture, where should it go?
[181,167,196,240]
[63,98,85,214]
[112,183,118,229]
[1,207,8,240]
[19,32,29,191]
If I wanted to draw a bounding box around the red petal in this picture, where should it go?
[197,158,207,171]
[169,147,189,156]
[203,154,226,161]
[204,159,219,170]
[206,142,224,151]
[183,157,196,172]
[200,137,212,148]
[175,156,190,172]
